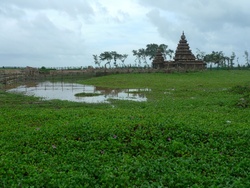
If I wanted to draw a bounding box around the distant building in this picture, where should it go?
[152,32,206,70]
[24,66,39,76]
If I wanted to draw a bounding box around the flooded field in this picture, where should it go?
[7,81,149,103]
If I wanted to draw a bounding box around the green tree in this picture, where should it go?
[166,49,174,60]
[230,52,236,68]
[138,48,148,65]
[110,52,129,67]
[93,54,100,67]
[132,44,173,66]
[94,51,128,68]
[145,43,159,60]
[196,48,206,61]
[158,44,172,60]
[204,51,225,67]
[145,43,173,60]
[223,56,230,68]
[119,54,128,67]
[132,49,144,66]
[244,51,249,67]
[99,51,113,68]
[110,51,120,67]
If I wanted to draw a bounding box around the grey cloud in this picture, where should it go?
[145,9,198,49]
[139,0,250,31]
[0,10,85,67]
[0,4,26,18]
[146,9,176,38]
[1,0,249,67]
[140,0,250,60]
[92,1,130,24]
[0,0,94,19]
[113,10,130,23]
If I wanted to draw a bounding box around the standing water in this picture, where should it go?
[7,81,149,103]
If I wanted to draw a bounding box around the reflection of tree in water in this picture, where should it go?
[3,81,39,90]
[95,86,123,97]
[7,81,149,103]
[95,87,148,98]
[126,89,149,98]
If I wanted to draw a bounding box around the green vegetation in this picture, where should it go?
[38,66,56,74]
[1,70,250,187]
[74,92,102,97]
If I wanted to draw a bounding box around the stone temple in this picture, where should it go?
[152,32,206,70]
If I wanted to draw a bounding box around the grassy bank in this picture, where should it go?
[1,70,250,187]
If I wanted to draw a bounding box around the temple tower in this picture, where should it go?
[152,48,165,68]
[172,31,206,70]
[174,31,196,61]
[152,31,206,70]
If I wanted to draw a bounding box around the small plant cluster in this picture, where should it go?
[230,85,250,108]
[1,70,250,187]
[74,92,102,97]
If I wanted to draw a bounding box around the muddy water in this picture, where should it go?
[7,81,148,103]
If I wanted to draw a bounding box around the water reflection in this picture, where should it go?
[7,81,149,103]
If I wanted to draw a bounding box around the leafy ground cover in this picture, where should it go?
[0,70,250,187]
[74,92,102,97]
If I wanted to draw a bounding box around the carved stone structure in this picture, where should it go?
[152,48,165,69]
[152,32,206,70]
[24,66,39,76]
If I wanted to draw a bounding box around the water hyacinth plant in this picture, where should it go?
[0,70,250,187]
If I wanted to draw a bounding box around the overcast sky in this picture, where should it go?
[0,0,249,68]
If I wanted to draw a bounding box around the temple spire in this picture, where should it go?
[152,31,206,70]
[174,31,195,61]
[181,31,186,40]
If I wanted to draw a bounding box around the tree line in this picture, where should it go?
[93,44,250,68]
[92,43,174,68]
[196,49,250,68]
